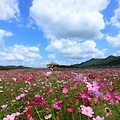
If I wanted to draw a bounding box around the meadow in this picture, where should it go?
[0,68,120,120]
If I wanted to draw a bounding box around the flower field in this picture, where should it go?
[0,68,120,120]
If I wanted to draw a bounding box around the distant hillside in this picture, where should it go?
[74,55,120,68]
[0,65,31,70]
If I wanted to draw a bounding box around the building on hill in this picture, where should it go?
[47,62,59,68]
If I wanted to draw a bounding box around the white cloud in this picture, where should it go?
[30,0,110,40]
[110,1,120,28]
[0,0,19,20]
[0,29,13,48]
[0,44,42,61]
[47,54,55,59]
[46,39,105,59]
[106,32,120,51]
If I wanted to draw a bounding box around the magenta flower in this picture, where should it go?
[115,95,120,101]
[86,81,100,92]
[93,116,104,120]
[103,90,114,100]
[63,87,69,94]
[66,108,75,113]
[53,102,61,109]
[81,105,94,117]
[93,98,98,104]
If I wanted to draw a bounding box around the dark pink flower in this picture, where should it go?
[66,108,75,113]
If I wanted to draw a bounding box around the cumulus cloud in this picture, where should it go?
[47,54,55,59]
[0,44,42,61]
[0,0,19,20]
[46,39,105,59]
[30,0,110,40]
[110,1,120,28]
[106,32,120,51]
[0,29,13,48]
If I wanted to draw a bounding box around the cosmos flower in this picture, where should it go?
[93,116,104,120]
[45,114,52,119]
[63,87,69,94]
[115,95,120,101]
[25,112,33,118]
[3,114,15,120]
[53,102,61,109]
[66,108,75,113]
[80,105,94,117]
[46,72,52,76]
[86,81,100,92]
[93,98,98,104]
[1,104,7,109]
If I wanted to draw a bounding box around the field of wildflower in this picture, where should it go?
[0,68,120,120]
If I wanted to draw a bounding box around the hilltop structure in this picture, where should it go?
[47,62,59,68]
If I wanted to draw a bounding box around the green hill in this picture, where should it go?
[74,55,120,68]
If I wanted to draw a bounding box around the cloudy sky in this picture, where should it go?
[0,0,120,67]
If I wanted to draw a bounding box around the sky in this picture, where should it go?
[0,0,120,68]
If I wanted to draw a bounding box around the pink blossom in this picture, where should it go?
[115,95,120,101]
[3,114,15,120]
[93,98,98,104]
[81,105,94,117]
[53,102,61,109]
[93,116,104,120]
[103,90,114,100]
[1,104,7,109]
[63,87,69,94]
[16,96,21,100]
[86,81,100,92]
[66,108,75,113]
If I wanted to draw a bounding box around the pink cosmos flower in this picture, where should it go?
[46,72,52,76]
[66,108,75,113]
[20,93,26,97]
[86,81,100,92]
[115,95,120,101]
[93,116,104,120]
[12,112,21,117]
[81,105,94,117]
[93,98,98,104]
[53,102,61,109]
[63,87,69,94]
[3,114,15,120]
[103,90,114,100]
[1,104,7,109]
[16,96,21,100]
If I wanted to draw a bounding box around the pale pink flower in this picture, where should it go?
[86,81,100,92]
[93,116,104,120]
[46,72,52,76]
[1,104,7,109]
[63,87,69,94]
[81,105,94,117]
[20,93,26,97]
[3,114,15,120]
[15,96,21,100]
[12,112,21,116]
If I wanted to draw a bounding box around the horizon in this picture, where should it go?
[0,0,120,68]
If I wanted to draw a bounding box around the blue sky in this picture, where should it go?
[0,0,120,68]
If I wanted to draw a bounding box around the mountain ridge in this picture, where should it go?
[73,55,120,68]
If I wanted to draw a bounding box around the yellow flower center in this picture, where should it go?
[86,109,89,112]
[65,90,68,92]
[92,85,94,87]
[8,118,11,120]
[108,95,111,98]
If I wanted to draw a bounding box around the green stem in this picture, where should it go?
[35,106,41,119]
